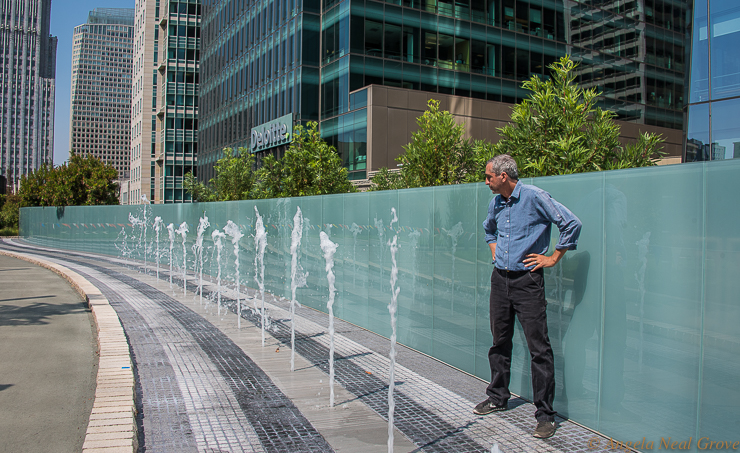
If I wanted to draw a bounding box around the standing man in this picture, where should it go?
[474,155,582,439]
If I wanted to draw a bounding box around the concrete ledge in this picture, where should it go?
[0,250,138,453]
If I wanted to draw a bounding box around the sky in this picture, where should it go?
[49,0,136,165]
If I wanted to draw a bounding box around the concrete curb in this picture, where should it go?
[0,250,138,453]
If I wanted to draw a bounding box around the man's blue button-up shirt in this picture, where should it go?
[482,181,582,271]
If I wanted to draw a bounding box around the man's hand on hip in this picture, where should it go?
[523,249,567,271]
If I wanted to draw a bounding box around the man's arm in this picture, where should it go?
[524,248,566,271]
[489,242,496,262]
[524,193,582,271]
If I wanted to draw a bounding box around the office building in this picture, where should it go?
[684,0,740,162]
[0,0,57,191]
[70,8,135,179]
[197,0,689,182]
[126,0,161,205]
[154,0,201,203]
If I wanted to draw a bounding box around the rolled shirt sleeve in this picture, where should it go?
[534,192,582,250]
[483,198,499,244]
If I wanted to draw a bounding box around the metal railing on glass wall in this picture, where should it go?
[19,159,740,447]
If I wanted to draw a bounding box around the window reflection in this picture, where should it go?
[710,98,740,160]
[710,0,740,99]
[686,103,710,162]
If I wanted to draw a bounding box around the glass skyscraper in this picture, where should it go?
[685,0,740,162]
[155,0,202,203]
[70,8,135,179]
[0,0,57,191]
[199,0,691,181]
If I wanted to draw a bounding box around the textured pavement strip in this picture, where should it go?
[2,240,625,452]
[25,254,333,453]
[93,274,265,453]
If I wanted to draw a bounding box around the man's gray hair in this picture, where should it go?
[486,154,519,180]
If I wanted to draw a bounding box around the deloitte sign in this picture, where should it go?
[250,113,293,153]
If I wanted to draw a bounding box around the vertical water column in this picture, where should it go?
[212,229,226,316]
[175,222,189,296]
[167,223,175,288]
[153,216,164,280]
[194,215,210,305]
[387,207,400,453]
[290,207,307,371]
[254,206,268,346]
[319,231,338,407]
[225,220,244,329]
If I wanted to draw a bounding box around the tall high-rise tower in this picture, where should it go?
[69,8,134,179]
[0,0,57,191]
[126,0,160,205]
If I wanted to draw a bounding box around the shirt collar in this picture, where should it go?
[510,181,522,200]
[498,181,521,204]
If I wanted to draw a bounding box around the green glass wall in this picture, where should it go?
[19,160,740,448]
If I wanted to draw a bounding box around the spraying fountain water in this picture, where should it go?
[211,229,226,316]
[153,216,164,280]
[387,207,400,453]
[167,223,175,288]
[115,227,131,259]
[128,212,144,266]
[141,195,150,272]
[175,222,189,296]
[319,231,338,407]
[193,215,210,305]
[224,220,244,329]
[350,222,362,286]
[254,206,268,346]
[444,221,464,312]
[290,207,307,372]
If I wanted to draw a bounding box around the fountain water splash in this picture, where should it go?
[115,227,132,259]
[211,229,226,315]
[140,195,150,272]
[153,216,164,280]
[254,206,268,346]
[387,207,400,453]
[443,221,464,312]
[167,223,175,288]
[319,231,338,407]
[225,220,244,329]
[128,212,144,266]
[290,207,307,372]
[350,223,362,286]
[175,222,189,296]
[193,215,210,305]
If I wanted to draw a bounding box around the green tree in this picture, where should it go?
[18,153,119,207]
[0,194,21,234]
[476,56,665,178]
[371,99,477,190]
[184,147,257,202]
[254,122,356,198]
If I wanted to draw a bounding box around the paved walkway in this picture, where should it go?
[0,238,623,453]
[0,253,97,453]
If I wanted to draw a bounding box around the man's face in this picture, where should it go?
[485,163,505,194]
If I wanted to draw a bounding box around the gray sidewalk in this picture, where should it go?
[0,239,624,453]
[0,253,97,453]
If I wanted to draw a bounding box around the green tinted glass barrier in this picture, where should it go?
[19,159,740,447]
